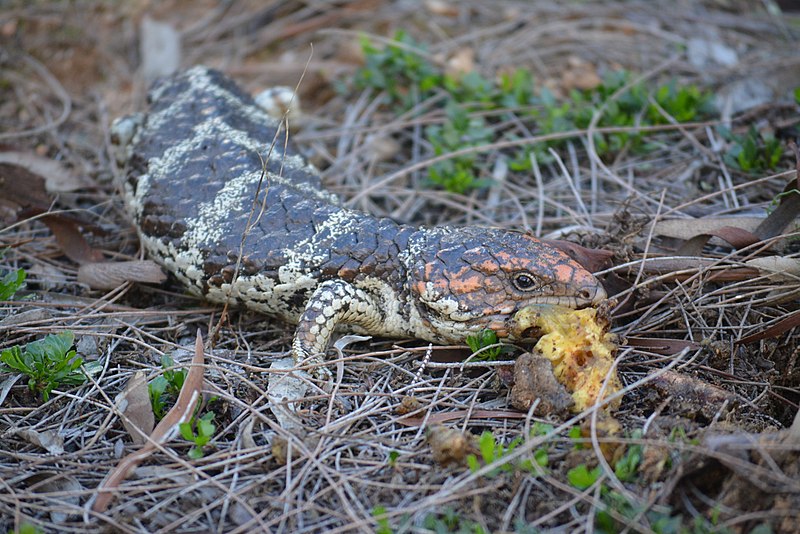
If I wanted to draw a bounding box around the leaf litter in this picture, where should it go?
[0,1,799,533]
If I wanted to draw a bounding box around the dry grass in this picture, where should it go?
[1,1,800,532]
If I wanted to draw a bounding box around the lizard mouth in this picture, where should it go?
[461,288,608,341]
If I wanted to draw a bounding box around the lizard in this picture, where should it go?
[112,66,606,378]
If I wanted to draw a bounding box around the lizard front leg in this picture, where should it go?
[292,279,384,380]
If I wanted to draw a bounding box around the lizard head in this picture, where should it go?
[407,227,606,343]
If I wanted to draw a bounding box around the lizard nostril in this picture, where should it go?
[579,284,607,305]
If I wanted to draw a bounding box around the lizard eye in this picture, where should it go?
[512,272,540,292]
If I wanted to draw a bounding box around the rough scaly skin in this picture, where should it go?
[113,67,607,377]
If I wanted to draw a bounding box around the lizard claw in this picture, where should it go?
[311,363,333,384]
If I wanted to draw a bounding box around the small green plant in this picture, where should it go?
[387,450,400,467]
[465,328,510,361]
[567,463,603,489]
[148,354,188,419]
[11,523,45,534]
[426,102,494,193]
[648,81,714,123]
[373,506,393,534]
[0,267,26,301]
[423,508,487,534]
[722,126,783,173]
[568,425,584,445]
[614,430,643,482]
[354,33,716,195]
[467,430,547,477]
[354,30,440,109]
[179,411,215,459]
[530,421,555,436]
[0,331,97,401]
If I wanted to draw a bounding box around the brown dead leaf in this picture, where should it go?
[336,38,366,65]
[753,154,800,241]
[267,357,309,432]
[625,337,701,354]
[78,260,166,289]
[639,445,670,484]
[662,173,800,255]
[678,225,760,255]
[0,155,106,264]
[115,371,154,445]
[23,472,83,524]
[91,330,206,514]
[39,214,104,264]
[653,217,765,242]
[239,416,257,450]
[745,256,800,281]
[0,162,51,212]
[736,309,800,345]
[14,428,65,455]
[399,409,527,427]
[630,257,760,281]
[0,151,85,192]
[544,239,614,272]
[648,369,740,420]
[575,417,622,463]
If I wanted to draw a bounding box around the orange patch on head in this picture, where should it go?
[553,263,577,284]
[500,257,538,272]
[448,271,483,295]
[485,319,509,337]
[493,250,512,264]
[472,258,499,274]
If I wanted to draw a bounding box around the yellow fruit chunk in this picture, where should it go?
[513,305,620,412]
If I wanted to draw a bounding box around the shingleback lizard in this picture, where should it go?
[112,66,607,377]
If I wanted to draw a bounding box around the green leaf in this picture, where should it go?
[466,453,480,473]
[478,431,497,463]
[148,376,168,417]
[567,464,602,489]
[15,522,44,534]
[0,331,86,401]
[373,506,392,534]
[0,268,26,300]
[533,447,549,468]
[1,346,30,374]
[614,444,643,482]
[179,421,195,441]
[568,426,583,443]
[197,412,215,437]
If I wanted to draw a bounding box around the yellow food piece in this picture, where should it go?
[514,305,620,412]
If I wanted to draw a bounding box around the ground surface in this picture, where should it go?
[1,1,800,533]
